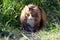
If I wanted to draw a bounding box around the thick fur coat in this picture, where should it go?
[20,4,46,32]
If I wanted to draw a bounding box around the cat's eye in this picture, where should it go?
[32,14,38,17]
[27,14,30,16]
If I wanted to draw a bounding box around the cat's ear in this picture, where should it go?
[20,5,28,23]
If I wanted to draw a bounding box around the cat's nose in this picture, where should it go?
[28,15,33,20]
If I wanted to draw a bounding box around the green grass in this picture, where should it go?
[0,28,60,40]
[0,0,60,40]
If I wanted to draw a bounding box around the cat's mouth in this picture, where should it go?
[26,19,35,32]
[27,19,35,27]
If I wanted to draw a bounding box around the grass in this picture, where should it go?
[0,0,60,40]
[0,28,60,40]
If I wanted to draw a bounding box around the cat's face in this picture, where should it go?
[24,4,41,27]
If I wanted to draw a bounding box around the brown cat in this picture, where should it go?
[20,4,46,32]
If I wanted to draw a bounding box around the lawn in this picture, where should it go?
[0,0,60,40]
